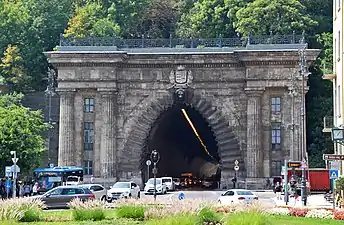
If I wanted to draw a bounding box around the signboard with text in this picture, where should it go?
[323,154,344,161]
[288,161,302,168]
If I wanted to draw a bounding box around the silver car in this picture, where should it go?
[78,184,108,201]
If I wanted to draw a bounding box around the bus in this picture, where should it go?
[33,166,84,193]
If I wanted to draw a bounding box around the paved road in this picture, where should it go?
[141,190,276,206]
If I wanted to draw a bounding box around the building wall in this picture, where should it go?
[45,48,319,188]
[333,0,344,175]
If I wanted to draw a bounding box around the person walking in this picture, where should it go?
[275,182,282,200]
[32,182,40,196]
[24,183,31,197]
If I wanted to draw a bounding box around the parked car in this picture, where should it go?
[202,179,214,188]
[107,181,140,201]
[217,189,258,205]
[34,186,95,209]
[161,177,174,191]
[144,178,167,195]
[79,184,107,201]
[66,176,82,186]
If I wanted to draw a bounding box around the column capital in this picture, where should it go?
[56,88,76,95]
[244,87,265,96]
[97,88,118,96]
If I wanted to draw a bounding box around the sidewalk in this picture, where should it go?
[273,194,333,208]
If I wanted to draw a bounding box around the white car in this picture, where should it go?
[144,178,167,195]
[217,189,258,205]
[161,177,174,191]
[66,176,82,186]
[79,184,108,201]
[107,182,140,201]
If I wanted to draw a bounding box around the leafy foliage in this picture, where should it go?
[234,0,317,36]
[0,93,49,176]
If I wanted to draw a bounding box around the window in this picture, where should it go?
[84,160,93,175]
[271,122,281,150]
[271,97,281,113]
[271,161,282,177]
[84,98,94,113]
[223,191,234,196]
[338,31,341,61]
[338,85,342,117]
[91,185,104,192]
[84,122,94,151]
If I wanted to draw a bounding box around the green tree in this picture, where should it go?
[301,0,332,34]
[64,2,120,38]
[0,93,49,176]
[177,0,235,38]
[0,45,31,92]
[234,0,317,35]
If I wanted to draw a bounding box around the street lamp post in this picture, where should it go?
[45,68,56,166]
[150,150,160,201]
[11,151,18,198]
[299,44,309,206]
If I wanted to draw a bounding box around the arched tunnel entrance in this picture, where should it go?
[141,104,221,189]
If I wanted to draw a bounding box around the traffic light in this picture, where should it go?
[150,150,160,163]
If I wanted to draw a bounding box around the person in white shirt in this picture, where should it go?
[32,182,40,196]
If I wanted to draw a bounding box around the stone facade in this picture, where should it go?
[45,46,319,188]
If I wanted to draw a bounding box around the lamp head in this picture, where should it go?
[10,151,15,155]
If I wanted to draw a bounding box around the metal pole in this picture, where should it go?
[333,179,336,209]
[12,152,17,198]
[284,159,289,205]
[153,162,157,201]
[290,72,295,160]
[147,165,150,182]
[299,47,307,206]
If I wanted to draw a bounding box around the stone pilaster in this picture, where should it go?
[245,88,264,178]
[98,88,117,179]
[57,89,76,166]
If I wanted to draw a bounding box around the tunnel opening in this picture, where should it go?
[141,104,221,189]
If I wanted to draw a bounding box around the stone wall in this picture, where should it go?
[45,47,319,188]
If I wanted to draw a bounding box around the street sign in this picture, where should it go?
[146,160,152,166]
[234,166,239,171]
[5,166,11,177]
[323,154,344,161]
[178,192,185,200]
[12,158,18,164]
[330,161,341,170]
[49,163,54,168]
[10,165,20,173]
[330,169,339,179]
[234,160,239,165]
[288,161,301,168]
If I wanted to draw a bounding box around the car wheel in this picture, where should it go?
[129,194,132,198]
[137,192,140,199]
[107,198,112,203]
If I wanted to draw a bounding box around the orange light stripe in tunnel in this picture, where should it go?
[181,108,217,161]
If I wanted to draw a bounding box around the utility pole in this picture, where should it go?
[45,68,56,166]
[299,43,309,207]
[11,151,18,198]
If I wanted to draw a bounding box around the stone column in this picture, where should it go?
[99,89,117,179]
[57,89,76,166]
[245,88,264,178]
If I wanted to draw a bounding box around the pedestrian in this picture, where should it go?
[90,175,94,183]
[275,182,282,200]
[24,183,31,197]
[32,182,40,196]
[266,178,271,189]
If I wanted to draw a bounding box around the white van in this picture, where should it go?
[161,177,174,191]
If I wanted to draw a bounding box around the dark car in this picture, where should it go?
[35,186,95,209]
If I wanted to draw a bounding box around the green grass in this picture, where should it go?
[10,210,343,225]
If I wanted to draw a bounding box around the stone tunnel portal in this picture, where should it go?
[141,103,221,189]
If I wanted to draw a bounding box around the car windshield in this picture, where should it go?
[113,182,130,188]
[147,179,161,185]
[236,191,254,195]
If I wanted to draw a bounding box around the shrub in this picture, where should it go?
[196,206,222,225]
[146,214,197,225]
[69,198,106,221]
[0,197,45,222]
[116,204,146,219]
[289,207,309,217]
[334,210,344,220]
[225,212,270,225]
[305,209,334,219]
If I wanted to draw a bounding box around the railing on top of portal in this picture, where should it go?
[59,32,306,48]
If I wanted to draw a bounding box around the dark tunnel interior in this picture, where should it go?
[141,104,221,186]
